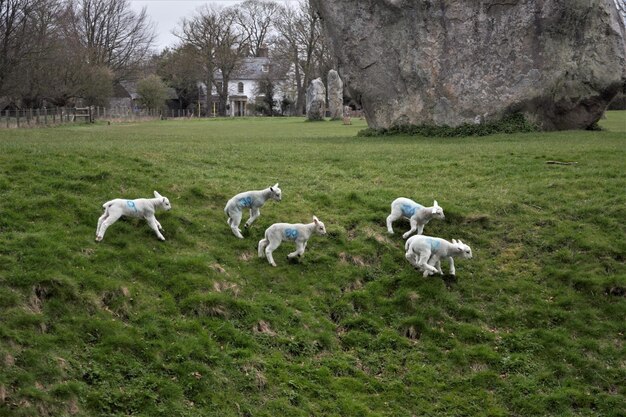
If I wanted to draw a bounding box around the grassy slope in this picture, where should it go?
[0,113,624,416]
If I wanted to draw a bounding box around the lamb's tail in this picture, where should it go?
[224,200,233,217]
[102,200,115,214]
[258,237,269,258]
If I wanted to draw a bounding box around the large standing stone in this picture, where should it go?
[310,0,626,130]
[306,78,326,120]
[327,70,344,120]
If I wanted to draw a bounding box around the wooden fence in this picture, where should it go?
[0,106,195,129]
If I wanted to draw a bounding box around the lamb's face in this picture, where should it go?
[455,243,472,259]
[313,216,327,235]
[270,185,282,201]
[432,206,445,220]
[431,200,445,219]
[161,197,172,211]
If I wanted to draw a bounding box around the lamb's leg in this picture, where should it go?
[96,213,121,242]
[229,211,244,238]
[405,250,419,269]
[155,218,164,231]
[245,208,260,228]
[448,257,456,276]
[402,217,418,239]
[416,224,425,235]
[264,239,281,267]
[417,249,438,277]
[288,241,306,259]
[427,256,443,275]
[96,211,108,238]
[258,238,269,258]
[386,209,402,234]
[146,215,165,241]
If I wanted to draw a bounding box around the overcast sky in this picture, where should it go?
[129,0,299,52]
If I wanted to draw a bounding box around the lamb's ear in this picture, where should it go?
[154,191,162,198]
[313,216,319,224]
[434,200,439,207]
[452,239,458,244]
[273,183,279,190]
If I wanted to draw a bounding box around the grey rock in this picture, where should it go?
[328,70,344,120]
[310,0,626,130]
[306,78,326,121]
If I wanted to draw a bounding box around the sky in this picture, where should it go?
[129,0,298,52]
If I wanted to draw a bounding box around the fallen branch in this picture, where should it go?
[546,160,577,165]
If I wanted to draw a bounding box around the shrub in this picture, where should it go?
[357,113,537,137]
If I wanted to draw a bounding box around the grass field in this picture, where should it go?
[0,112,624,416]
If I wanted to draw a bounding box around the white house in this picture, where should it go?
[206,46,287,117]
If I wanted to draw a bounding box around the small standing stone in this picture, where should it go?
[306,78,325,121]
[327,70,343,120]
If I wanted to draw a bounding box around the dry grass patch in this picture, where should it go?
[238,251,255,262]
[211,263,227,274]
[253,320,276,336]
[338,252,371,267]
[212,281,241,296]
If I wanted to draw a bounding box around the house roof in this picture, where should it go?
[215,57,272,81]
[112,81,140,100]
[112,81,179,100]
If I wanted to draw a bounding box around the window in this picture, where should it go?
[262,64,269,73]
[238,82,244,94]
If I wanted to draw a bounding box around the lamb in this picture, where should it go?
[95,191,172,242]
[404,235,472,277]
[258,216,327,266]
[224,183,282,238]
[386,198,445,239]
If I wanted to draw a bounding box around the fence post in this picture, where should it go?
[44,108,48,125]
[5,110,8,128]
[36,108,40,125]
[17,110,21,128]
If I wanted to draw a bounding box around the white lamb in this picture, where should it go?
[224,183,282,238]
[258,216,327,266]
[386,197,445,239]
[405,235,473,277]
[96,191,172,242]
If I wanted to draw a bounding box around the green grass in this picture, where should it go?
[0,112,624,416]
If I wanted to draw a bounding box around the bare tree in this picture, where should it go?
[16,0,66,106]
[156,45,202,110]
[175,5,249,116]
[175,5,221,114]
[68,0,155,79]
[214,7,250,115]
[233,0,280,57]
[0,0,45,99]
[274,0,323,115]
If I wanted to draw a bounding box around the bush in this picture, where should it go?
[357,113,537,138]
